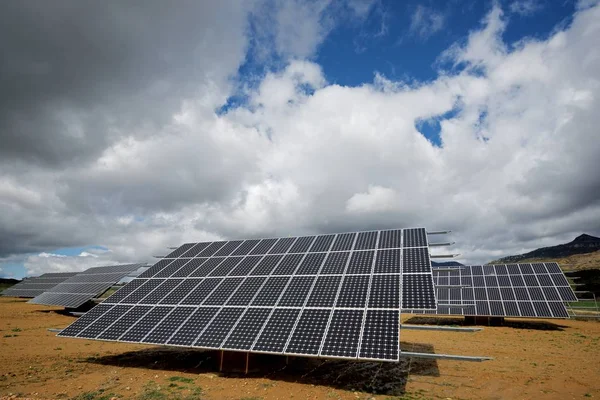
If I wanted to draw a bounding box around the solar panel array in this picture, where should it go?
[58,228,435,362]
[1,273,78,298]
[403,263,577,318]
[29,264,147,308]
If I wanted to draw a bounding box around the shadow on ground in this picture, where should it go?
[84,343,439,396]
[404,316,569,331]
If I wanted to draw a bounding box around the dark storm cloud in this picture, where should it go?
[0,0,248,167]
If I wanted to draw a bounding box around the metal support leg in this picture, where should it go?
[219,350,224,372]
[245,352,249,375]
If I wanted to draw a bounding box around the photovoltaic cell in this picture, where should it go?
[168,307,220,346]
[320,252,350,274]
[120,306,174,342]
[159,279,202,305]
[354,231,377,250]
[98,306,153,340]
[295,253,326,275]
[78,305,132,338]
[306,275,342,307]
[335,275,369,308]
[346,251,374,275]
[222,308,271,350]
[403,248,431,273]
[231,240,260,256]
[289,236,315,253]
[226,277,266,306]
[252,276,290,306]
[249,239,278,255]
[273,254,303,275]
[268,237,296,254]
[368,275,400,308]
[378,229,402,249]
[194,307,244,348]
[403,228,427,247]
[250,255,283,276]
[197,242,227,257]
[203,278,244,305]
[374,249,402,274]
[308,235,335,252]
[139,279,183,304]
[253,308,300,353]
[279,276,315,307]
[181,242,210,257]
[180,278,223,305]
[321,309,363,357]
[286,309,330,355]
[359,309,399,361]
[143,307,195,344]
[331,232,356,251]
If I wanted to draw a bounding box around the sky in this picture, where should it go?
[1,0,599,279]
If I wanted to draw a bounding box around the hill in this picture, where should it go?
[431,261,465,267]
[0,278,20,293]
[491,234,600,266]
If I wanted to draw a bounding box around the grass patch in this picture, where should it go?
[3,334,18,338]
[168,376,194,384]
[568,300,599,308]
[70,389,118,400]
[11,328,22,332]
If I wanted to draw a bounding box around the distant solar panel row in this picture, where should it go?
[403,263,577,318]
[58,228,435,362]
[29,264,146,308]
[1,272,78,298]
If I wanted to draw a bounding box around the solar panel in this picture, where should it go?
[29,264,146,308]
[404,263,576,319]
[1,272,78,298]
[58,228,434,362]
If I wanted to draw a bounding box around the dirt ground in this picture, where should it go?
[1,297,599,400]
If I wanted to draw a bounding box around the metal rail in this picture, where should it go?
[401,325,482,332]
[430,254,461,259]
[427,230,452,235]
[429,242,455,247]
[400,351,492,362]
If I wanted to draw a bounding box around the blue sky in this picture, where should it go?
[1,0,598,279]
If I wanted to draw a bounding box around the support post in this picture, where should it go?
[219,350,224,372]
[245,352,249,375]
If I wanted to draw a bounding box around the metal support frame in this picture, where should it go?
[431,267,465,272]
[430,254,460,259]
[436,303,475,308]
[153,255,166,259]
[401,325,482,332]
[429,242,455,247]
[435,285,471,288]
[400,351,492,362]
[427,230,452,235]
[48,328,63,333]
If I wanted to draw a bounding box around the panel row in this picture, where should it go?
[58,304,401,361]
[433,263,565,276]
[405,299,570,318]
[140,248,431,279]
[435,286,577,303]
[165,228,428,258]
[432,264,577,302]
[29,292,97,308]
[103,274,405,309]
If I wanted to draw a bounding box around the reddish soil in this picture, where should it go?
[1,297,599,400]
